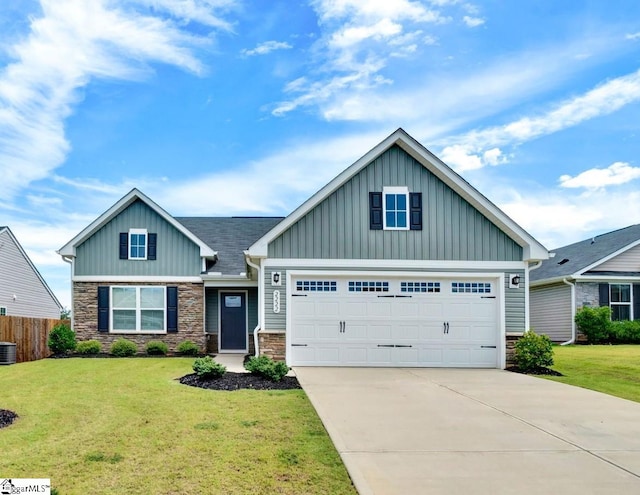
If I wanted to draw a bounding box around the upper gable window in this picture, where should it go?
[383,187,409,230]
[129,229,147,260]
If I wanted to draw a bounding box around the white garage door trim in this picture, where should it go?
[286,270,506,368]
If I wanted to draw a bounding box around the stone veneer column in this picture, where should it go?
[258,331,285,361]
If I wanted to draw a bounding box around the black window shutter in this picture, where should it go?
[148,233,157,261]
[634,284,640,321]
[369,192,383,230]
[97,286,109,332]
[599,283,609,306]
[167,286,178,332]
[409,192,422,230]
[119,233,128,260]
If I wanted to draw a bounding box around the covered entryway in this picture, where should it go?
[289,274,501,367]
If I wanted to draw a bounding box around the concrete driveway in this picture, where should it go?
[294,368,640,495]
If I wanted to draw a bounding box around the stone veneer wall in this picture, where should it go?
[258,331,285,361]
[73,281,205,353]
[505,335,519,366]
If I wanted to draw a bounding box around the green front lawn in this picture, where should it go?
[0,358,356,495]
[543,345,640,403]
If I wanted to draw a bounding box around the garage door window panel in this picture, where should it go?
[296,280,337,292]
[348,281,389,292]
[451,282,492,294]
[401,281,441,293]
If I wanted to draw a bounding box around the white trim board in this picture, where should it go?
[263,258,526,270]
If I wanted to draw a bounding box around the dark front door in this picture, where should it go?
[220,292,247,351]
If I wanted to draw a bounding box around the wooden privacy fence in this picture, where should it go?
[0,316,68,363]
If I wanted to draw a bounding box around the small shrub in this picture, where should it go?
[47,323,77,355]
[145,340,169,355]
[514,330,554,372]
[177,340,199,356]
[76,340,102,355]
[610,320,640,344]
[110,338,137,357]
[244,355,290,382]
[192,356,226,378]
[575,306,611,343]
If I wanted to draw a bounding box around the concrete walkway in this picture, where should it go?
[294,368,640,495]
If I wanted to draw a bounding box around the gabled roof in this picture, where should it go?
[531,224,640,284]
[57,189,216,258]
[0,226,63,310]
[176,217,283,275]
[246,128,548,261]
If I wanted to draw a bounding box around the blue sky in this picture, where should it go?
[2,0,640,310]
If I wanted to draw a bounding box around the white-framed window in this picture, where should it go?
[129,229,147,260]
[610,284,631,321]
[0,307,6,316]
[111,286,165,332]
[383,186,409,230]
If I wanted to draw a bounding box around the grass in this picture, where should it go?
[542,344,640,403]
[0,358,356,495]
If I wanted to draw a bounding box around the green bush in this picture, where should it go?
[192,356,226,378]
[575,306,612,343]
[177,340,200,356]
[47,323,77,354]
[76,340,102,355]
[244,355,290,382]
[610,320,640,344]
[514,330,554,372]
[145,340,169,355]
[110,338,137,357]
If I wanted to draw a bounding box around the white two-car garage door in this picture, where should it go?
[289,275,500,368]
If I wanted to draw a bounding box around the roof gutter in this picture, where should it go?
[560,278,576,346]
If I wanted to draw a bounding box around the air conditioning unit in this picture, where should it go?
[0,342,16,365]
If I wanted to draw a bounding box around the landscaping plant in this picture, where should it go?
[75,340,101,355]
[177,340,199,356]
[244,355,290,382]
[47,323,77,355]
[574,306,611,343]
[192,356,226,378]
[110,338,137,357]
[514,330,554,372]
[145,341,169,355]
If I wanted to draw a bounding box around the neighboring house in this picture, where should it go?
[530,224,640,344]
[58,128,548,368]
[0,226,62,319]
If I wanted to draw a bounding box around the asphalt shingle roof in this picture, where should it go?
[530,224,640,282]
[175,217,283,275]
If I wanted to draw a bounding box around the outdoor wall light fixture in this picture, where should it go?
[509,274,521,289]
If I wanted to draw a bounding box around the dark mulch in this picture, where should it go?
[179,372,301,391]
[506,366,563,376]
[0,409,18,429]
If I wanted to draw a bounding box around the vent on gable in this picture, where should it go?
[557,258,570,265]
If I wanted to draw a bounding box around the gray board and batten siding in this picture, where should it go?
[74,199,201,277]
[263,267,526,334]
[0,228,61,318]
[268,145,523,262]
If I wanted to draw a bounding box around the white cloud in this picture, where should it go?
[626,32,640,41]
[462,15,484,27]
[559,162,640,190]
[241,40,293,56]
[0,0,232,203]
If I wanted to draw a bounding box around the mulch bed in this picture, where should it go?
[505,366,563,376]
[0,409,18,429]
[179,372,301,391]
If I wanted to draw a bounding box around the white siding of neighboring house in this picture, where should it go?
[0,229,61,319]
[592,244,640,271]
[530,283,573,342]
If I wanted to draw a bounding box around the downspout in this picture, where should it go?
[245,255,262,357]
[61,255,74,329]
[560,278,576,345]
[525,261,543,333]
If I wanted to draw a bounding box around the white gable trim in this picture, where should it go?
[1,227,63,310]
[576,238,640,275]
[57,188,216,258]
[247,128,548,261]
